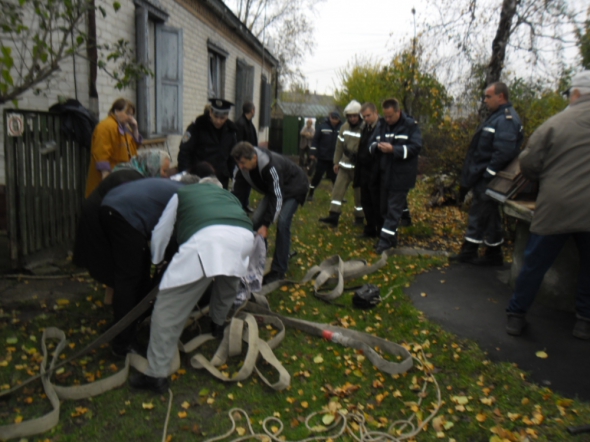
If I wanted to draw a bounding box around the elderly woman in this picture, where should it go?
[73,149,171,296]
[85,98,143,197]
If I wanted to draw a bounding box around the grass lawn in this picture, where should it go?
[0,178,589,441]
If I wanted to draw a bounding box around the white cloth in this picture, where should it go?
[151,194,255,290]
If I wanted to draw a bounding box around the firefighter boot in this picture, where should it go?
[474,245,503,266]
[319,211,340,227]
[449,241,479,264]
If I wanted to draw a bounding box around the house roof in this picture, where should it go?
[202,0,278,67]
[277,93,338,118]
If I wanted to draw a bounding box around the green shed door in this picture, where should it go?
[282,115,301,156]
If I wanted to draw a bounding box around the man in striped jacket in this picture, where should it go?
[318,100,364,227]
[232,143,309,284]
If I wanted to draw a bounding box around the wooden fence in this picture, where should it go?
[3,109,89,267]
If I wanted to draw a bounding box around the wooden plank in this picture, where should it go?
[3,110,19,265]
[24,113,36,255]
[54,115,63,243]
[16,114,28,257]
[39,114,50,248]
[47,115,57,245]
[32,113,42,251]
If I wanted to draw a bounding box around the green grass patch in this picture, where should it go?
[0,180,588,441]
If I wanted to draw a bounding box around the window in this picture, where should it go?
[207,40,228,99]
[135,1,183,136]
[259,75,272,128]
[235,58,254,116]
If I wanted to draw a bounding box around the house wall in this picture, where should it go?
[0,0,274,186]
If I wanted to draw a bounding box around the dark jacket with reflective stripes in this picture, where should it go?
[371,112,422,191]
[460,103,523,188]
[233,147,309,227]
[310,118,342,161]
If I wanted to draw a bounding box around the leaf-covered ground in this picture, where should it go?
[0,178,588,441]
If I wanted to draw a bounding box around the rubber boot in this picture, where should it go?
[474,245,503,266]
[449,241,479,263]
[319,211,340,227]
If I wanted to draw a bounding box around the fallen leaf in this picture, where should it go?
[181,401,190,409]
[178,411,187,418]
[535,350,548,359]
[6,337,17,345]
[142,402,155,410]
[313,355,324,364]
[56,299,70,306]
[236,427,246,436]
[475,413,487,422]
[322,414,335,425]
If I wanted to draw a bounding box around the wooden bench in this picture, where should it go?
[504,200,579,312]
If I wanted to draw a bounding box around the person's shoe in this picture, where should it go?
[210,321,226,339]
[307,190,315,202]
[112,340,147,359]
[354,217,365,226]
[449,241,479,264]
[319,211,340,227]
[506,312,527,336]
[573,315,590,340]
[129,373,170,394]
[263,270,285,285]
[375,237,397,254]
[357,231,378,239]
[473,245,503,266]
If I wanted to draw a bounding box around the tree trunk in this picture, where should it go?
[478,0,519,119]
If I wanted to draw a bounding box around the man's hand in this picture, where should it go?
[333,164,339,174]
[257,225,268,238]
[101,170,110,180]
[378,142,394,154]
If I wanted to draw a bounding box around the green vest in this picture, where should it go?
[176,183,253,245]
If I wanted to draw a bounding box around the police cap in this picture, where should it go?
[209,98,234,114]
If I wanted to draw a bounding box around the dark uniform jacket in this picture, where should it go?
[236,114,258,146]
[371,112,422,191]
[234,147,309,227]
[310,118,342,161]
[177,113,238,185]
[353,117,383,187]
[460,103,523,189]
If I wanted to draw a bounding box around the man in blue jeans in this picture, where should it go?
[232,142,309,284]
[506,70,590,340]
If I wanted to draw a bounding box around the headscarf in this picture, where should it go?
[113,149,170,177]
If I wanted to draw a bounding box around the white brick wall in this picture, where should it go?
[0,0,274,184]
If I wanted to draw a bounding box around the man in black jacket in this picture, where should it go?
[372,98,422,254]
[450,82,523,265]
[232,142,309,284]
[234,101,257,210]
[177,98,237,189]
[307,112,342,201]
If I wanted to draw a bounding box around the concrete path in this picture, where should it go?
[405,262,590,401]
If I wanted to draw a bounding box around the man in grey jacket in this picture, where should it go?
[506,70,590,340]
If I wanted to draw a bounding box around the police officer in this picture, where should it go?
[450,82,523,265]
[307,112,342,201]
[319,100,364,227]
[177,98,238,189]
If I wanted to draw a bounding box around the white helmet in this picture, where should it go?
[344,99,361,116]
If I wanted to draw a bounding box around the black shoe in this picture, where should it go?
[473,245,503,266]
[307,190,314,202]
[357,231,377,239]
[506,312,527,336]
[129,373,170,394]
[354,217,365,226]
[449,241,479,263]
[210,321,226,339]
[112,340,147,359]
[399,217,412,227]
[573,315,590,340]
[319,211,340,227]
[375,238,397,254]
[263,270,285,285]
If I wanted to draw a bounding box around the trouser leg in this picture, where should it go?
[271,198,299,275]
[360,167,378,234]
[507,233,567,314]
[378,189,407,248]
[353,184,364,220]
[146,278,213,378]
[465,178,503,246]
[209,275,241,326]
[100,207,151,347]
[329,169,351,213]
[573,232,590,318]
[310,159,330,190]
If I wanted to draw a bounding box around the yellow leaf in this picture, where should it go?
[236,427,246,436]
[207,398,215,404]
[475,413,487,422]
[301,401,309,408]
[420,292,427,297]
[56,299,70,305]
[322,414,335,425]
[227,394,234,400]
[271,425,279,433]
[313,355,324,364]
[14,416,23,424]
[142,402,155,410]
[178,411,187,418]
[535,350,548,359]
[452,395,469,405]
[443,421,454,430]
[181,401,190,409]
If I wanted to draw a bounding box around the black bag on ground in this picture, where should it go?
[352,284,381,309]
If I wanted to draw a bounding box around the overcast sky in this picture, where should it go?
[300,0,426,96]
